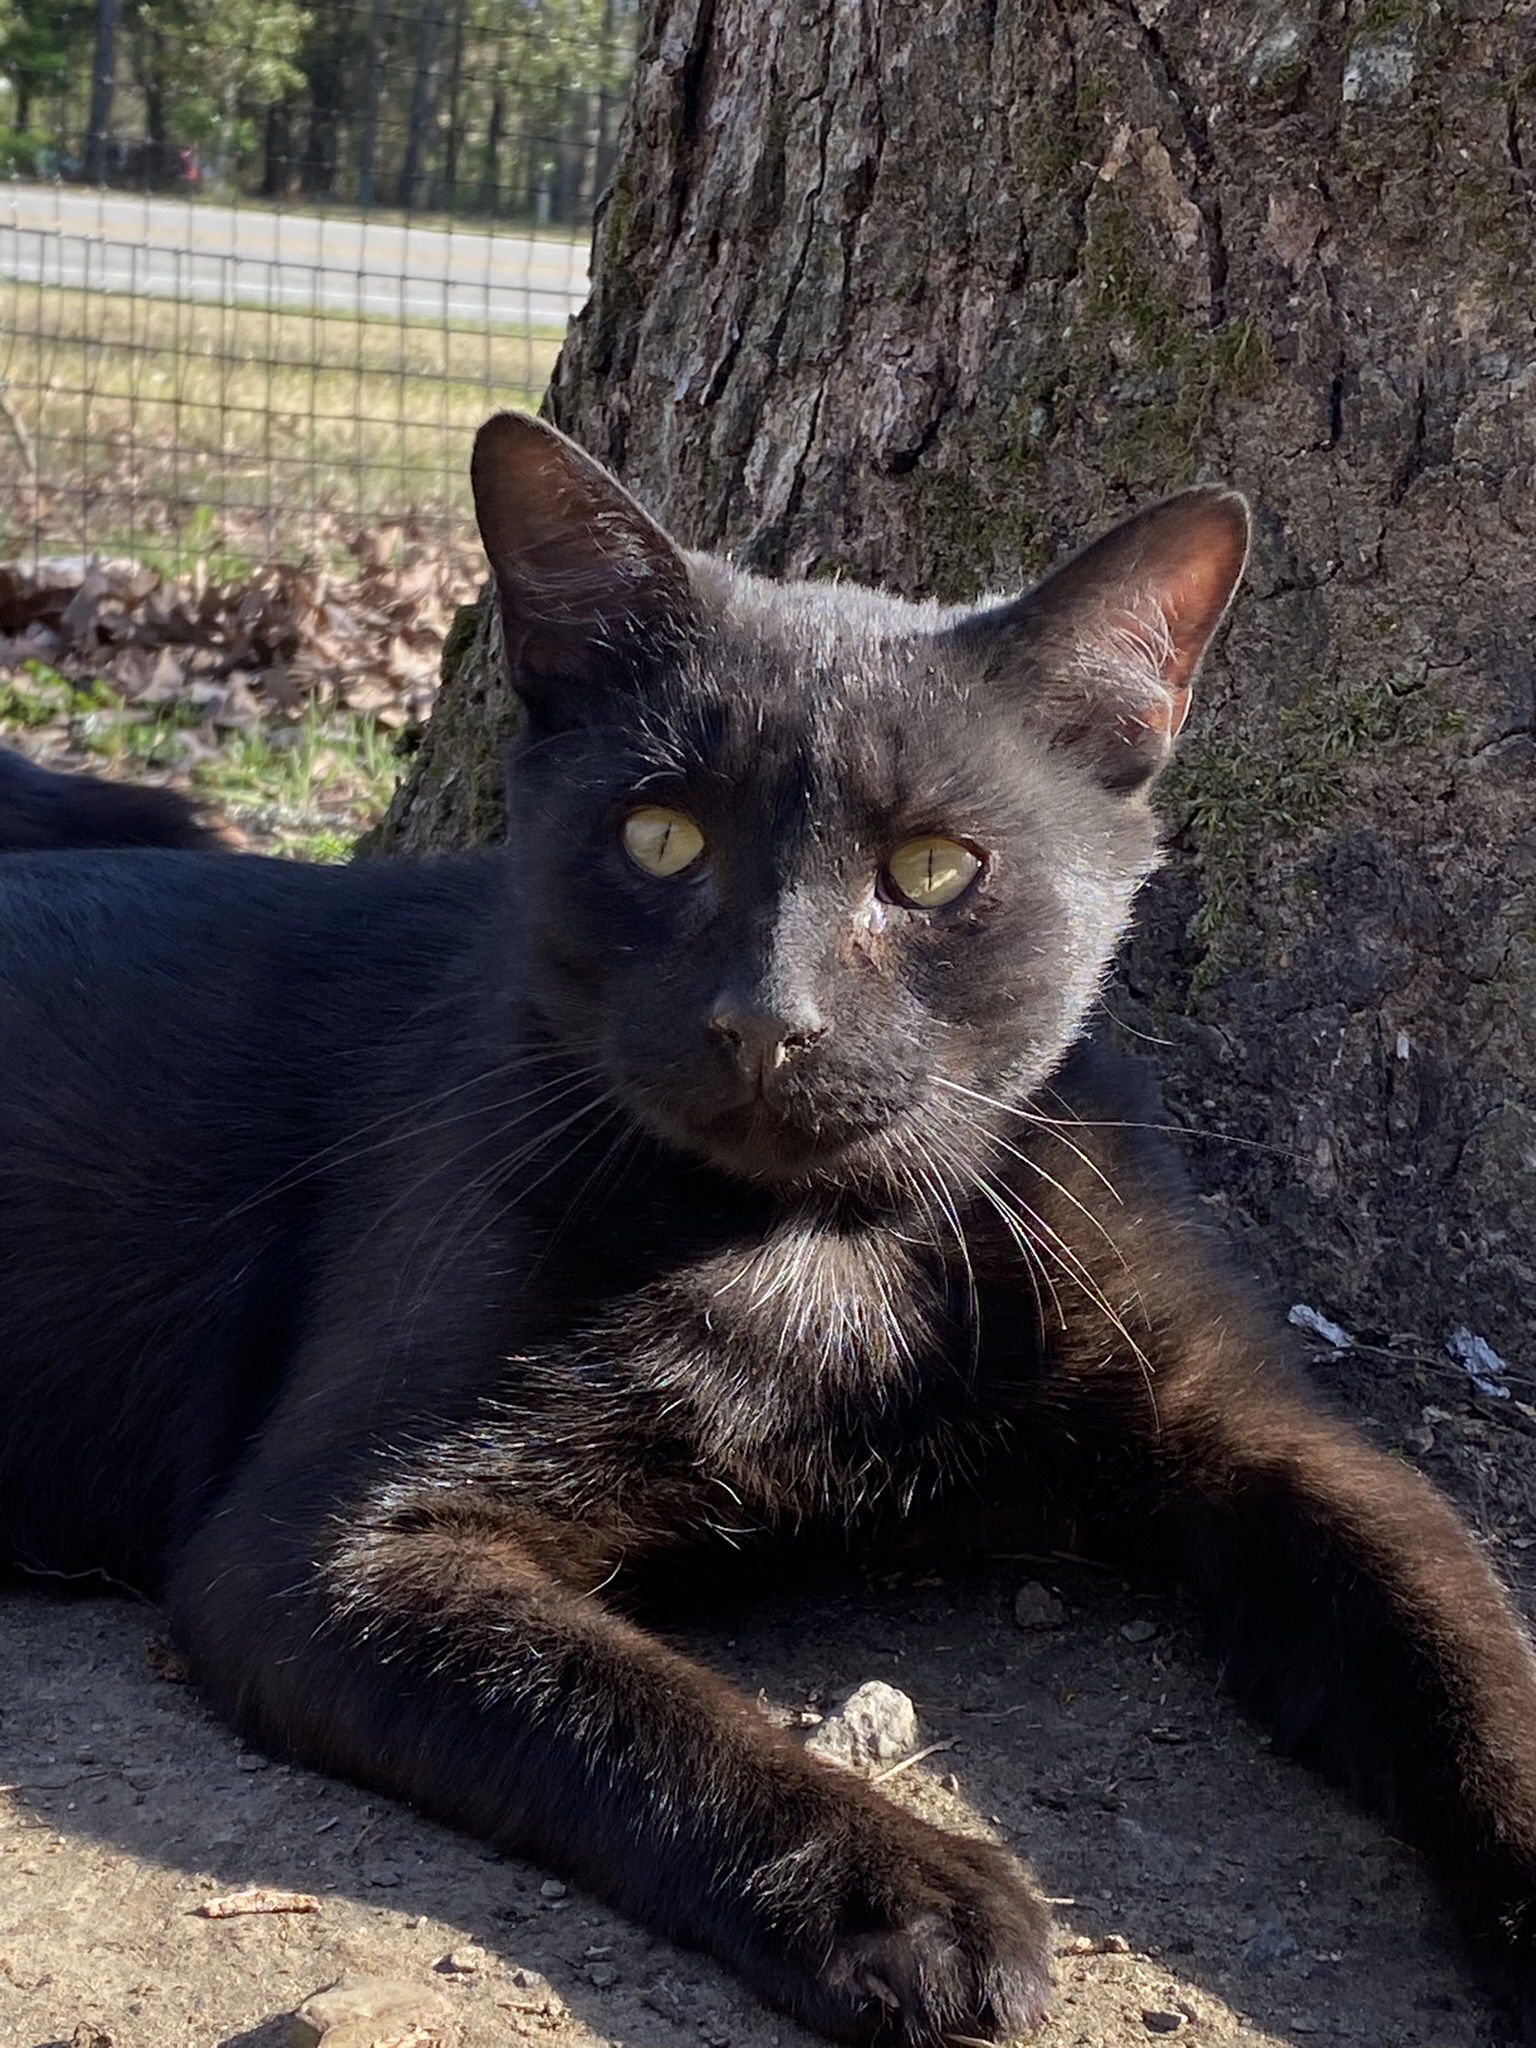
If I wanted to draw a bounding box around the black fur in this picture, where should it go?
[3,414,1536,2043]
[0,745,219,850]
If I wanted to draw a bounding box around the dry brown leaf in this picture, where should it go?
[59,567,111,640]
[136,643,192,702]
[1,533,480,747]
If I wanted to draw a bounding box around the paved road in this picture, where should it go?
[0,183,590,328]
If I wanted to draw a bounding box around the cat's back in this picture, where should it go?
[0,846,494,1018]
[0,845,504,1205]
[0,848,504,1582]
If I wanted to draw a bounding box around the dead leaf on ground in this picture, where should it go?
[0,524,480,732]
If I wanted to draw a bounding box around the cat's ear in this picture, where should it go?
[471,412,695,715]
[951,487,1250,793]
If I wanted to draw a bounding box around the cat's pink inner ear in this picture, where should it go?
[1091,492,1251,744]
[955,484,1251,793]
[471,412,692,682]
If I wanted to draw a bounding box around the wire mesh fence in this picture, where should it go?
[0,1,634,576]
[0,2,633,853]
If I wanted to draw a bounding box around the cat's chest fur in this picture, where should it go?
[502,1204,972,1541]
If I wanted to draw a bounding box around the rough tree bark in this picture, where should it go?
[372,1,1536,1372]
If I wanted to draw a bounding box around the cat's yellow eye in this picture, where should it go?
[884,836,982,909]
[622,805,706,878]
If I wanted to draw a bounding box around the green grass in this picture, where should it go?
[0,279,559,570]
[187,706,402,856]
[0,659,403,860]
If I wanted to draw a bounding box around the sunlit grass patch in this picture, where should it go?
[0,280,557,571]
[0,656,405,860]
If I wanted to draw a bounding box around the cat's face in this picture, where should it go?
[473,415,1248,1192]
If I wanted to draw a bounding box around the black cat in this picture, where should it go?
[3,412,1536,2044]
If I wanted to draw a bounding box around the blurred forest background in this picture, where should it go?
[0,0,635,223]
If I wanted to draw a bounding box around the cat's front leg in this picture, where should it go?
[1154,1355,1536,2035]
[168,1480,1051,2046]
[1009,1232,1536,2028]
[973,1054,1536,2033]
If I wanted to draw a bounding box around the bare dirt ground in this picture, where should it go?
[1,1337,1531,2048]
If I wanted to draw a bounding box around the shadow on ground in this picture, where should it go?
[0,1487,1518,2048]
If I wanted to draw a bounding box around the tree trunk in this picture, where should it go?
[479,75,507,215]
[300,53,343,200]
[373,1,1536,1371]
[356,0,388,210]
[434,0,466,212]
[261,98,293,199]
[82,0,118,184]
[398,0,447,210]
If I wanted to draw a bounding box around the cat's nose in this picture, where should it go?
[709,1000,827,1078]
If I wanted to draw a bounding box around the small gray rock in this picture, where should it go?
[588,1962,619,1988]
[642,1978,692,2024]
[804,1680,918,1774]
[1013,1582,1066,1630]
[1142,2013,1185,2036]
[506,1966,561,2013]
[1120,1619,1158,1644]
[1244,1918,1300,1968]
[539,1878,568,1900]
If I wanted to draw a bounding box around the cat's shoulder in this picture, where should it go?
[1046,1030,1166,1127]
[0,845,499,937]
[0,848,505,1032]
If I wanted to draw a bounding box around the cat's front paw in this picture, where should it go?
[759,1813,1052,2045]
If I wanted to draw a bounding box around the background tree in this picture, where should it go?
[121,0,309,159]
[263,0,635,214]
[0,0,93,136]
[378,0,1536,1374]
[0,0,635,214]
